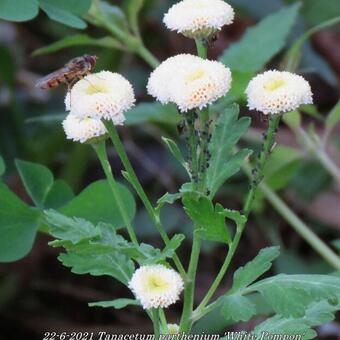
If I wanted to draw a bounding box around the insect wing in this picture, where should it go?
[35,67,70,89]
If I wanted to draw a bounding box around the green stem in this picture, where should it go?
[104,121,186,277]
[193,224,244,318]
[92,142,138,245]
[151,309,160,339]
[179,38,209,333]
[259,181,340,270]
[243,115,281,216]
[197,108,210,193]
[299,128,340,184]
[179,231,201,333]
[192,115,281,320]
[159,309,169,334]
[195,39,207,58]
[137,44,160,69]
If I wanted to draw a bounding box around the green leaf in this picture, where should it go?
[206,104,251,197]
[33,34,123,56]
[231,247,280,292]
[0,0,39,22]
[155,192,182,215]
[45,210,101,246]
[254,300,339,340]
[60,180,135,227]
[126,103,181,125]
[0,183,40,262]
[123,234,185,265]
[51,0,91,16]
[39,0,87,29]
[15,159,54,209]
[220,294,256,322]
[0,155,5,177]
[48,216,135,284]
[162,137,187,171]
[44,180,74,209]
[182,193,231,244]
[262,145,301,191]
[59,249,134,285]
[89,298,140,309]
[249,274,340,318]
[220,3,300,72]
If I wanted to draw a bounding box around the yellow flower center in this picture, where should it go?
[186,69,205,83]
[86,83,110,95]
[146,274,170,292]
[264,78,285,91]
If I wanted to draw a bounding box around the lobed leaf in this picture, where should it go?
[45,210,101,247]
[220,294,256,322]
[253,300,339,340]
[182,193,231,245]
[249,274,340,318]
[231,247,281,292]
[89,298,140,309]
[206,104,251,198]
[162,137,187,171]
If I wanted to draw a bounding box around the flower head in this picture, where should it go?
[168,324,180,334]
[62,114,107,144]
[164,0,234,39]
[128,265,184,309]
[66,71,135,123]
[246,70,313,115]
[147,54,232,112]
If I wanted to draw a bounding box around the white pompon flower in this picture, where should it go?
[66,71,135,123]
[147,54,232,112]
[167,324,180,334]
[128,265,184,309]
[246,70,313,115]
[62,114,107,144]
[164,0,234,39]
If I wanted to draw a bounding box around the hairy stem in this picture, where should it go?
[159,309,169,334]
[151,309,160,340]
[193,115,281,318]
[104,121,186,277]
[92,141,138,245]
[179,232,201,333]
[179,39,209,334]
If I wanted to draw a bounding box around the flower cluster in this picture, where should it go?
[246,70,313,115]
[147,54,232,112]
[128,265,184,309]
[62,71,135,143]
[164,0,234,39]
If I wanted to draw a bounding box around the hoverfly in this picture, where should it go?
[35,54,98,90]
